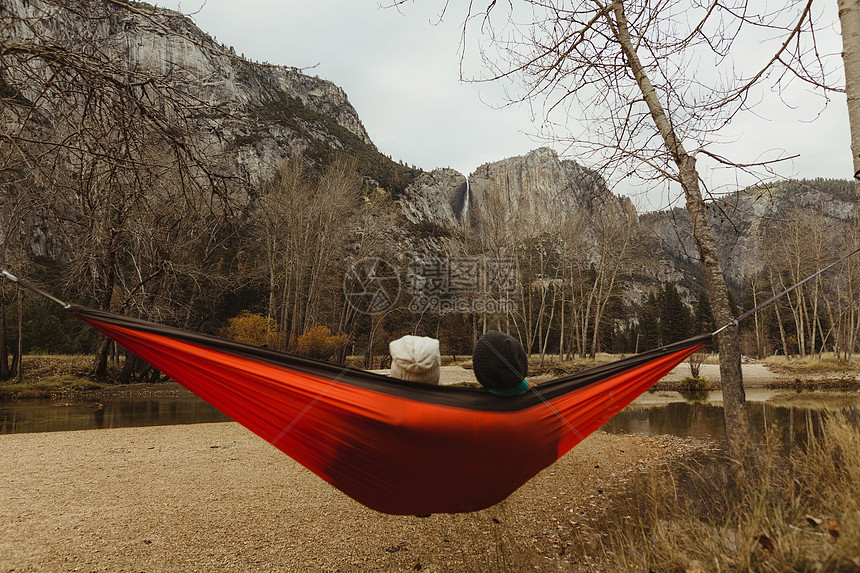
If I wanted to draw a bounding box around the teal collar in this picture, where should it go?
[488,380,531,397]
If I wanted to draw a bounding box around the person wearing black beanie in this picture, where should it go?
[472,331,531,396]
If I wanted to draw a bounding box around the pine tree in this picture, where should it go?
[659,282,691,344]
[692,289,716,335]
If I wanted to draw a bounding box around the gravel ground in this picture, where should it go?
[0,423,712,572]
[660,362,786,386]
[375,362,799,387]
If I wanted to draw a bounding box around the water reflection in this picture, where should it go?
[0,397,230,434]
[601,389,860,442]
[1,389,858,438]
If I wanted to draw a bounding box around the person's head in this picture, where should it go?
[388,335,441,384]
[472,331,529,396]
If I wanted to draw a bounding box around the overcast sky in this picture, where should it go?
[160,1,853,211]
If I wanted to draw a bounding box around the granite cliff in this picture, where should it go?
[3,0,415,195]
[642,179,856,288]
[4,0,856,310]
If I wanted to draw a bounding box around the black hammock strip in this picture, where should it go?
[68,305,711,412]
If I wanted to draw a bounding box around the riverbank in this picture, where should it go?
[3,355,859,401]
[0,422,713,571]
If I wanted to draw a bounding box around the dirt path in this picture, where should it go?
[375,362,794,388]
[1,423,712,572]
[660,362,787,386]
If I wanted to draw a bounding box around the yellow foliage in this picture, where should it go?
[293,324,349,361]
[220,311,283,348]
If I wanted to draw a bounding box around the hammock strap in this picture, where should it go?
[712,245,860,335]
[0,269,70,309]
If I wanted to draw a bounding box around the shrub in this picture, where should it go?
[688,346,709,378]
[293,325,349,361]
[220,311,283,348]
[678,376,709,402]
[679,376,709,392]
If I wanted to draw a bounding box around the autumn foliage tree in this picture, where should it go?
[220,311,284,348]
[293,325,349,361]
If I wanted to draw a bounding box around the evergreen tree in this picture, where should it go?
[639,293,661,350]
[692,289,717,352]
[692,289,716,334]
[659,282,691,344]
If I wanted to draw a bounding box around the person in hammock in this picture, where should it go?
[388,335,441,384]
[472,331,531,396]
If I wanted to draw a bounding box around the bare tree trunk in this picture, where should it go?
[839,0,860,362]
[810,279,821,355]
[16,285,23,384]
[539,283,558,366]
[768,267,790,357]
[558,279,566,361]
[677,157,749,453]
[611,0,751,455]
[0,280,8,381]
[840,0,860,207]
[793,288,807,358]
[750,275,763,358]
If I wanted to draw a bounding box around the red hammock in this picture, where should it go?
[68,305,708,515]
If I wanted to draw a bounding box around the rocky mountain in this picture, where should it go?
[399,148,857,306]
[5,0,856,311]
[3,0,420,195]
[398,147,632,233]
[642,179,857,288]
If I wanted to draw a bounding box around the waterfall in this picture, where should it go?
[461,177,470,222]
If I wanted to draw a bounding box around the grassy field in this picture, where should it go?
[765,353,860,375]
[0,355,103,399]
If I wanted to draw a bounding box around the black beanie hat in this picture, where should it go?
[472,331,528,395]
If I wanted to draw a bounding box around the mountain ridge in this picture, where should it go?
[4,0,857,310]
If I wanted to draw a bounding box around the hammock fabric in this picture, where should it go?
[70,305,709,515]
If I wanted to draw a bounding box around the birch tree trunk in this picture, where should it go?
[611,0,751,455]
[839,0,860,362]
[840,0,860,202]
[16,285,22,384]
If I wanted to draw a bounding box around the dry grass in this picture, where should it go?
[576,413,860,571]
[0,354,103,398]
[765,353,860,375]
[441,355,473,367]
[702,353,721,364]
[527,353,618,377]
[21,354,93,377]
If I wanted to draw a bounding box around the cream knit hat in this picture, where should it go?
[388,335,441,384]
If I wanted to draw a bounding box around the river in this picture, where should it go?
[1,387,858,437]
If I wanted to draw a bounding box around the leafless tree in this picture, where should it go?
[390,0,837,455]
[760,205,840,360]
[255,154,364,348]
[1,0,242,381]
[837,0,860,363]
[0,143,33,380]
[743,266,767,360]
[830,221,860,363]
[583,202,639,359]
